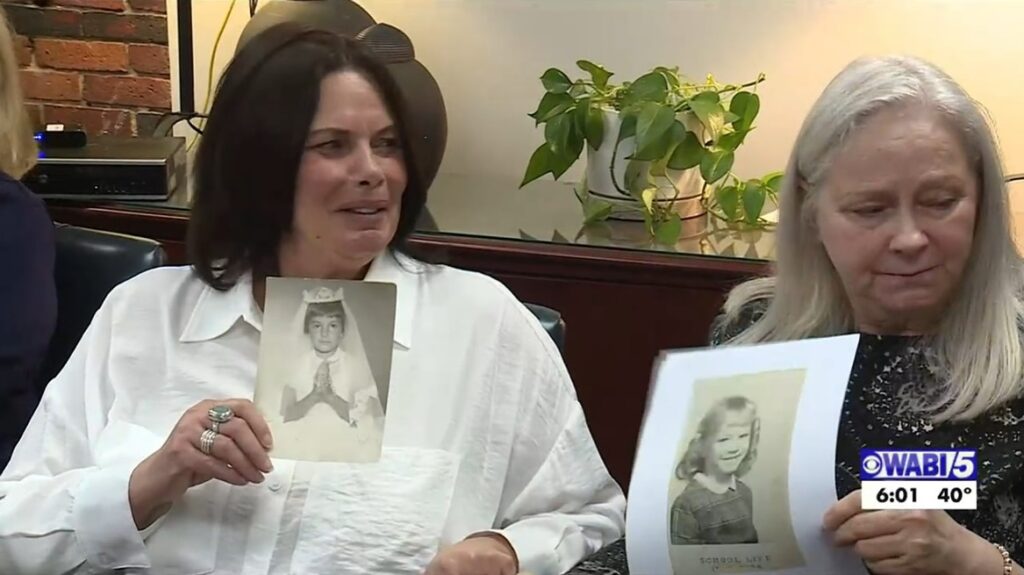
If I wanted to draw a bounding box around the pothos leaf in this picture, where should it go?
[729,91,761,132]
[529,92,574,124]
[583,199,613,224]
[667,131,704,170]
[653,213,682,245]
[625,159,648,198]
[541,68,572,94]
[743,180,767,224]
[715,184,740,220]
[576,59,613,90]
[520,143,555,187]
[641,187,656,213]
[700,150,734,185]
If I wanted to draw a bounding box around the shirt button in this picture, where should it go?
[268,480,282,492]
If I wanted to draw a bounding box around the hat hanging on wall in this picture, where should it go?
[236,0,448,190]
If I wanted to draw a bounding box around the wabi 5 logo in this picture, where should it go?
[860,449,977,480]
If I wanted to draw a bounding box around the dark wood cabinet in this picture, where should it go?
[44,177,771,488]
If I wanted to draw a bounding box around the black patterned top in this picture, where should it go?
[838,335,1024,551]
[565,300,1024,575]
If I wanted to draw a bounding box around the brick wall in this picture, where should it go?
[1,0,171,137]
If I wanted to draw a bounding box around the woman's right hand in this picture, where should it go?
[128,399,274,529]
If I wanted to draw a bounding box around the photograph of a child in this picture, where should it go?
[671,396,760,545]
[667,369,807,574]
[256,278,396,463]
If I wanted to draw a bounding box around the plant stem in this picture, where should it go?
[608,137,631,196]
[705,203,775,231]
[672,75,765,113]
[661,174,684,222]
[716,75,765,96]
[706,206,728,223]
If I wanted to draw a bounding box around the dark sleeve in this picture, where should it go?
[738,480,754,510]
[669,490,701,544]
[708,297,771,346]
[0,178,57,466]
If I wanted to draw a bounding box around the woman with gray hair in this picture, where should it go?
[712,55,1024,575]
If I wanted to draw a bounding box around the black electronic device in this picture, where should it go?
[35,128,87,149]
[22,136,186,201]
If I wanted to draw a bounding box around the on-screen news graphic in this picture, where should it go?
[859,449,977,510]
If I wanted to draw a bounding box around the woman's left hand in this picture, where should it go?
[823,490,999,575]
[424,534,519,575]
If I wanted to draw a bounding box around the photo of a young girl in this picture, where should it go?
[254,278,396,463]
[670,395,760,545]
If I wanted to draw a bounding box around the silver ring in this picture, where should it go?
[200,429,218,455]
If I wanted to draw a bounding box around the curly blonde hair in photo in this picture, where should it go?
[0,5,37,179]
[676,396,760,481]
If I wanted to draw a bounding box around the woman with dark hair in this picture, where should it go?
[0,24,624,575]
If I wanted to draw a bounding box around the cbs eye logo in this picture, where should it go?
[861,453,883,478]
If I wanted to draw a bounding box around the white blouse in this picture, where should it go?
[0,252,625,575]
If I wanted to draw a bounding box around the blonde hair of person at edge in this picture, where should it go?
[271,285,383,462]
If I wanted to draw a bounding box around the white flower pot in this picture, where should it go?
[584,109,707,223]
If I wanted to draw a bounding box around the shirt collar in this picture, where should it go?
[694,471,738,494]
[180,271,262,343]
[180,251,421,349]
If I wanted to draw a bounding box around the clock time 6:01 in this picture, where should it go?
[874,486,918,504]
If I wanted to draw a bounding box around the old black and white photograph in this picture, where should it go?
[671,394,762,546]
[255,277,396,463]
[667,369,807,573]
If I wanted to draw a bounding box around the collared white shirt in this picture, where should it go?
[0,252,625,575]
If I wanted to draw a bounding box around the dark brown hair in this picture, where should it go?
[188,23,426,290]
[303,301,346,335]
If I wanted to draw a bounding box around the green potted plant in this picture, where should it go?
[520,60,775,243]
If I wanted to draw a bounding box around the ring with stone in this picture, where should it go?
[208,405,234,433]
[199,429,218,455]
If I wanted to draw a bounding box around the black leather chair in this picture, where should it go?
[36,225,166,387]
[524,303,566,353]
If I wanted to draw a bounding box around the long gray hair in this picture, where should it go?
[721,55,1024,422]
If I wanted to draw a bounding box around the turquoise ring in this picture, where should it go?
[208,405,234,433]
